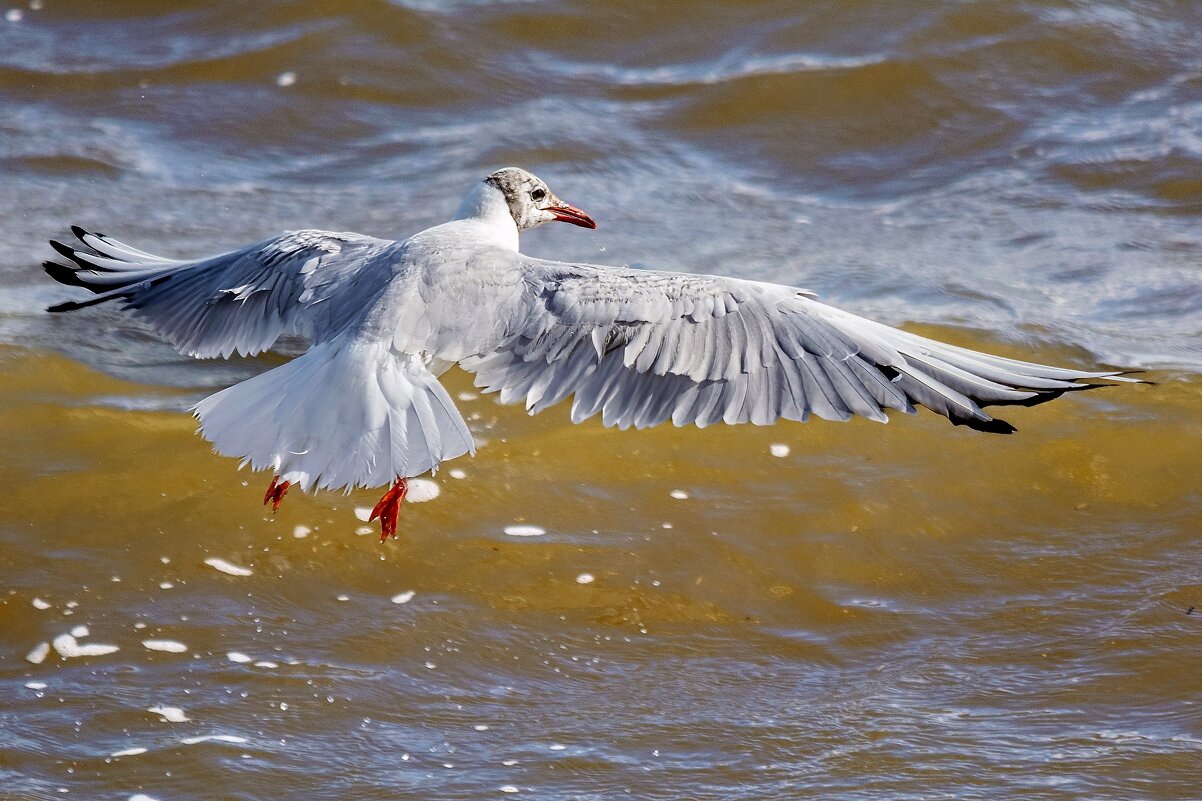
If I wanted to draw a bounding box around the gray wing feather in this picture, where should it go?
[461,256,1133,434]
[45,228,398,358]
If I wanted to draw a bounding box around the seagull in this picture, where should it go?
[44,167,1133,540]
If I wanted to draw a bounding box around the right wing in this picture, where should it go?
[44,227,398,358]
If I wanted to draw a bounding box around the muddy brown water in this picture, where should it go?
[2,2,1201,799]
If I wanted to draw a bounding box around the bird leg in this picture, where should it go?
[369,477,408,542]
[263,475,291,512]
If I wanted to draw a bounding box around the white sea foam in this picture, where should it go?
[769,443,790,458]
[25,681,47,690]
[354,506,373,521]
[180,734,248,745]
[52,633,119,658]
[32,597,50,610]
[227,651,252,664]
[148,705,189,723]
[110,747,148,757]
[575,574,595,585]
[26,642,50,664]
[669,489,689,500]
[70,625,89,638]
[449,469,467,479]
[504,525,545,537]
[406,478,440,502]
[292,524,311,538]
[204,557,252,576]
[391,591,415,604]
[142,640,188,653]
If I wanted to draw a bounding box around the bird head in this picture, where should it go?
[484,167,596,232]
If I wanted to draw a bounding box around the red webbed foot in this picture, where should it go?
[263,475,291,512]
[369,477,408,542]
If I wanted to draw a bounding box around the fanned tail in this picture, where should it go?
[193,336,474,492]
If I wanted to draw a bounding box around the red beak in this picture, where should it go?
[549,202,597,230]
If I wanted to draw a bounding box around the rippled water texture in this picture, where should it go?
[2,2,1201,799]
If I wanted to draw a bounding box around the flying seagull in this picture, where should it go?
[44,167,1133,540]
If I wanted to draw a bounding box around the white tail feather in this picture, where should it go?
[193,336,474,491]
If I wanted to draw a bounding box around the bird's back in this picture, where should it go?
[359,219,531,365]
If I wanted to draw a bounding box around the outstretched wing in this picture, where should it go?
[44,227,398,358]
[461,256,1133,433]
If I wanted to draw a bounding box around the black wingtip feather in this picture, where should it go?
[985,379,1141,410]
[46,290,130,313]
[1110,370,1156,386]
[43,260,84,288]
[49,239,77,261]
[49,235,126,272]
[70,225,89,242]
[1003,388,1072,408]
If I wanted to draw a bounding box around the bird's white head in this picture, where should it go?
[473,167,597,232]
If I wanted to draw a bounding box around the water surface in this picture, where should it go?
[2,2,1200,799]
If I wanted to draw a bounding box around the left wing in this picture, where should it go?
[460,255,1131,433]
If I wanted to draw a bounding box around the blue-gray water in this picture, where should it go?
[1,2,1199,799]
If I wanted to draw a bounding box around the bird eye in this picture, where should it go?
[530,188,547,202]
